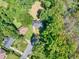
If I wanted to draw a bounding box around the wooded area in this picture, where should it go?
[0,0,79,59]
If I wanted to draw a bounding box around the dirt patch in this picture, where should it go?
[29,1,43,20]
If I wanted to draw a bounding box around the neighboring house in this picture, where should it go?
[3,37,14,49]
[3,37,23,55]
[18,26,28,35]
[0,49,6,59]
[32,20,43,29]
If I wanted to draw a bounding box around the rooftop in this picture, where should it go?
[18,26,28,35]
[3,37,14,49]
[32,20,43,28]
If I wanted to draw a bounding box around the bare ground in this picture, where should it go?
[28,1,43,20]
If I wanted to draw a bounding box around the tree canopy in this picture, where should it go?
[30,0,77,59]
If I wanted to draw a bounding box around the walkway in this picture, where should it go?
[10,47,23,55]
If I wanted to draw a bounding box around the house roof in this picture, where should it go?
[0,49,6,59]
[18,26,28,35]
[3,37,14,49]
[32,20,43,28]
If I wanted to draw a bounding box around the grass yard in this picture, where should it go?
[12,39,28,52]
[24,25,33,40]
[6,52,19,59]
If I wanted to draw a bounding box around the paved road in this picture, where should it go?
[20,42,33,59]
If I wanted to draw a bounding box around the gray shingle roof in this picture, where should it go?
[32,20,43,28]
[3,37,14,49]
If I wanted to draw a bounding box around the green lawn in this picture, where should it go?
[24,25,33,40]
[7,52,19,59]
[12,39,28,52]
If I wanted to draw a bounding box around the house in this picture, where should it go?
[3,37,23,55]
[32,20,43,29]
[18,26,28,35]
[0,49,6,59]
[3,37,14,49]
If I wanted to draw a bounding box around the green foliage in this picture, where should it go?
[31,0,77,59]
[31,13,76,59]
[40,9,49,20]
[42,1,51,8]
